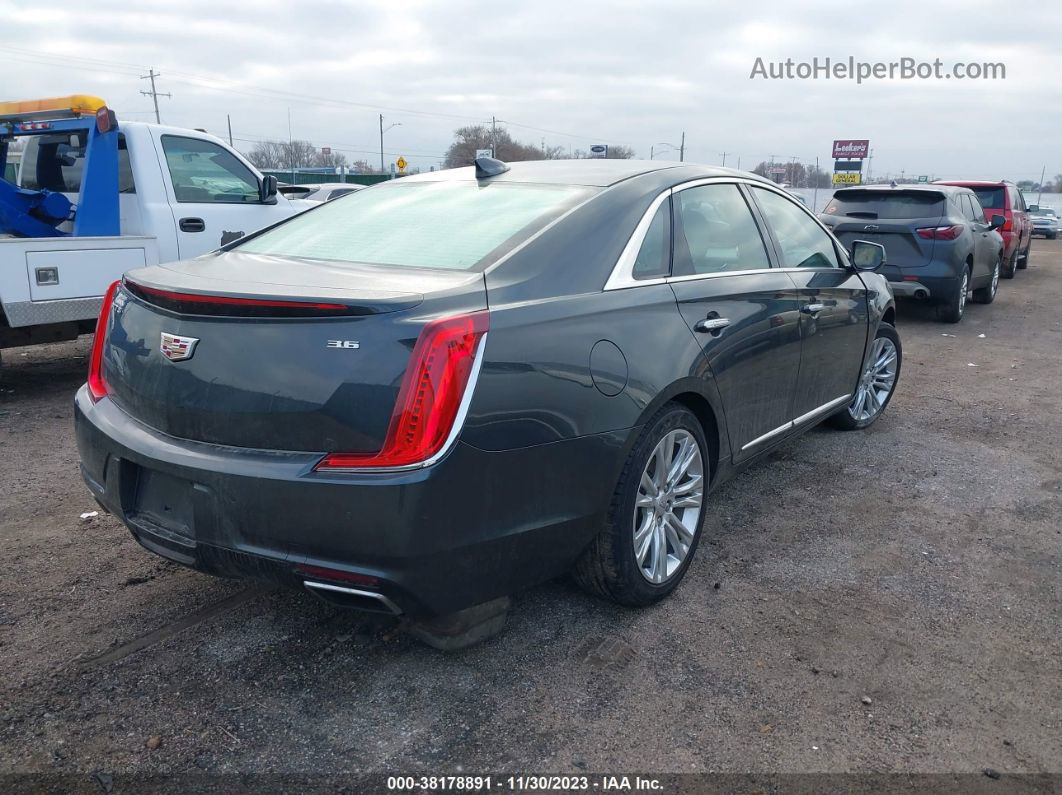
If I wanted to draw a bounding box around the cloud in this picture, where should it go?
[0,0,1057,179]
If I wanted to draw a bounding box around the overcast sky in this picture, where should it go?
[2,0,1059,181]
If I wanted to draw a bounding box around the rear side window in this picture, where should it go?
[971,187,1006,210]
[823,190,944,220]
[238,181,596,271]
[162,135,259,203]
[632,200,671,280]
[21,133,135,194]
[1011,188,1026,212]
[753,187,838,269]
[672,184,771,275]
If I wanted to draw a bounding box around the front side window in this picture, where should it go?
[632,199,671,279]
[238,181,595,271]
[961,194,982,222]
[672,184,771,275]
[753,187,839,269]
[161,135,259,203]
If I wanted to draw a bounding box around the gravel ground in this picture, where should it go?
[1,241,1059,787]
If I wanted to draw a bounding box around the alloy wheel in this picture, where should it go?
[634,430,704,584]
[990,259,1000,297]
[848,337,899,422]
[958,270,968,317]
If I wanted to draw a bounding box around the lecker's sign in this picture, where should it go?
[832,139,870,158]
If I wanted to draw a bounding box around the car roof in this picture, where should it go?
[399,159,770,188]
[933,180,1011,187]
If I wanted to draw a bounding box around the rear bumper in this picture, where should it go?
[879,260,960,302]
[75,386,626,617]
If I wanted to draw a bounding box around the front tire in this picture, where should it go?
[936,266,970,323]
[1017,244,1030,269]
[1001,249,1017,279]
[973,256,1000,304]
[573,403,708,607]
[829,322,901,431]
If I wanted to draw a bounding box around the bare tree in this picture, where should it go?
[443,125,571,169]
[314,149,348,169]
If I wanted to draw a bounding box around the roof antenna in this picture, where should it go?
[890,180,897,188]
[475,156,510,179]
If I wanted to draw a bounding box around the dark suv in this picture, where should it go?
[820,185,1004,323]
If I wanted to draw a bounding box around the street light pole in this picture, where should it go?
[379,114,385,174]
[679,131,685,162]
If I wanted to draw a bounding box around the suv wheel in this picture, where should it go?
[1002,249,1017,279]
[973,256,1000,304]
[937,266,969,323]
[573,403,707,606]
[829,323,901,431]
[1017,244,1030,269]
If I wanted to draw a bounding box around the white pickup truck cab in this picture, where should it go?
[1,119,308,356]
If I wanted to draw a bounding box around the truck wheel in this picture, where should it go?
[973,256,1000,304]
[1001,250,1017,279]
[1017,244,1030,269]
[1049,232,1058,241]
[937,266,969,323]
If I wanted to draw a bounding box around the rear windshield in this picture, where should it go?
[238,181,596,271]
[970,187,1005,210]
[823,191,944,220]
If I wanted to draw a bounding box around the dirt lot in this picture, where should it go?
[1,241,1059,786]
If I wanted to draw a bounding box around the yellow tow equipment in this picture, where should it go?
[0,95,107,121]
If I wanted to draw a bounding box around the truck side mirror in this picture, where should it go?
[259,174,278,204]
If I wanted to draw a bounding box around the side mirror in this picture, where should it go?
[259,174,278,204]
[989,214,1005,230]
[850,240,886,271]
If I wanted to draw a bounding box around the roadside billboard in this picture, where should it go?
[832,139,870,159]
[833,172,861,185]
[835,160,863,172]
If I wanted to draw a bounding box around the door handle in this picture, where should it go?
[801,303,825,314]
[179,217,206,233]
[694,317,730,333]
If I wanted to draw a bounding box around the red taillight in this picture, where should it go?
[87,280,120,402]
[315,311,489,470]
[123,279,357,317]
[295,564,379,587]
[916,224,963,240]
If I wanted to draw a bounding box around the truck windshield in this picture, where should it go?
[237,180,596,271]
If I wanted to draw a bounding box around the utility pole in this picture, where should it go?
[719,152,728,167]
[1037,165,1046,206]
[379,114,385,174]
[650,145,654,160]
[491,116,497,157]
[139,69,171,124]
[679,131,685,162]
[288,108,294,185]
[226,114,233,147]
[866,148,874,183]
[813,156,820,213]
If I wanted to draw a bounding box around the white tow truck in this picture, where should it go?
[0,95,309,370]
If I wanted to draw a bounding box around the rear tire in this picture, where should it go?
[936,266,969,323]
[973,256,1000,304]
[1001,249,1017,279]
[573,403,708,607]
[829,323,901,431]
[1017,244,1030,269]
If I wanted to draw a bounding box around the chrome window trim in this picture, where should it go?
[315,331,488,474]
[603,176,822,291]
[602,188,674,290]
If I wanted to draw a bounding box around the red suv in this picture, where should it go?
[934,180,1031,278]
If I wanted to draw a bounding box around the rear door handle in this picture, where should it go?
[694,317,730,333]
[179,217,206,233]
[802,303,825,314]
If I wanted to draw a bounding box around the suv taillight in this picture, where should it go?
[916,225,964,240]
[87,280,121,402]
[315,312,490,470]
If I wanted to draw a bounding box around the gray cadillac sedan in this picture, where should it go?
[76,158,900,625]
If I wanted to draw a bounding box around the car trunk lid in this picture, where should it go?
[102,251,488,454]
[822,189,945,268]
